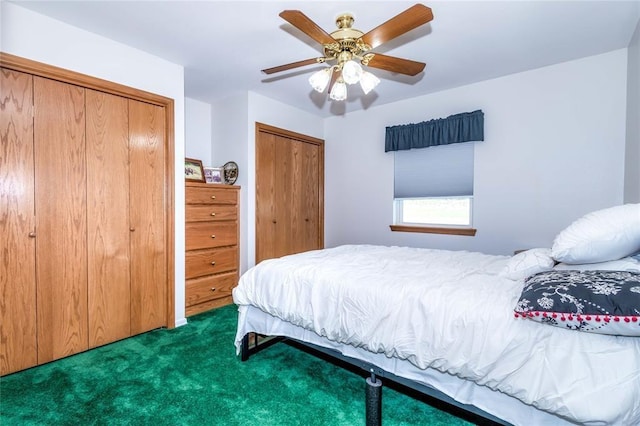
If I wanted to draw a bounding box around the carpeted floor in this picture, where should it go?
[0,305,474,425]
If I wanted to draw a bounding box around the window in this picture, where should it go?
[395,196,472,226]
[392,142,476,235]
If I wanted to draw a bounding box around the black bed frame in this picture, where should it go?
[240,333,511,426]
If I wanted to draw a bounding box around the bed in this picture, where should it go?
[233,204,640,425]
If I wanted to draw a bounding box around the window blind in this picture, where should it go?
[393,142,474,198]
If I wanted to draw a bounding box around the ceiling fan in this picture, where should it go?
[262,4,434,101]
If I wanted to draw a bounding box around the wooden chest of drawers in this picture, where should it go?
[185,182,240,316]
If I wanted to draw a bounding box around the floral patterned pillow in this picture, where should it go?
[514,270,640,336]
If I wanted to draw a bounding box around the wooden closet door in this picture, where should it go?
[86,89,131,347]
[0,68,37,375]
[129,99,166,334]
[256,124,324,263]
[33,76,88,363]
[284,137,322,255]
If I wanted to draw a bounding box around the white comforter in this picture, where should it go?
[232,245,640,425]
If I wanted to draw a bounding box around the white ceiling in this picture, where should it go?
[10,0,640,118]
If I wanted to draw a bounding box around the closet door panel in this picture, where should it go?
[297,140,321,253]
[255,132,277,263]
[0,69,37,375]
[273,135,294,258]
[33,77,88,363]
[86,89,131,347]
[288,138,304,255]
[129,100,166,334]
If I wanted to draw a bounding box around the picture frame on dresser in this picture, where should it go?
[185,158,205,182]
[204,167,223,184]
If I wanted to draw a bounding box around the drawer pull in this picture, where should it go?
[210,212,216,216]
[211,235,216,239]
[210,261,216,266]
[28,232,36,238]
[210,287,216,292]
[211,195,216,200]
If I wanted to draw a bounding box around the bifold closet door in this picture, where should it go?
[129,99,166,334]
[33,76,88,363]
[256,125,324,264]
[0,68,37,375]
[86,90,131,347]
[269,136,321,257]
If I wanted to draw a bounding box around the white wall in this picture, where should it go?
[211,93,249,273]
[211,92,324,272]
[185,97,212,166]
[625,19,640,203]
[2,3,188,326]
[324,49,628,255]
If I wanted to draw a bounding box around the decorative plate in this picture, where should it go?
[223,161,238,185]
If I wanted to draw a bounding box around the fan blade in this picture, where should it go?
[361,4,433,49]
[262,58,323,75]
[365,53,425,76]
[279,10,336,46]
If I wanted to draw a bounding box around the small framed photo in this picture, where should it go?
[185,158,205,182]
[204,167,223,184]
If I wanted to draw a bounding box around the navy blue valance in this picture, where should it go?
[385,110,484,152]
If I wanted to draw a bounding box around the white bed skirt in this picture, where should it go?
[235,304,573,426]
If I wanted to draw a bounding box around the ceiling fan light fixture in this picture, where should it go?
[267,5,433,104]
[359,71,380,95]
[329,78,347,101]
[309,68,331,92]
[342,60,363,85]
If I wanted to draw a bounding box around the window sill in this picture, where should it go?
[389,225,477,236]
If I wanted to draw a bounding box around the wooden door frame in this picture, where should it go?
[0,53,176,329]
[254,122,325,264]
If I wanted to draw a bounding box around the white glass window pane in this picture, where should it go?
[398,197,472,226]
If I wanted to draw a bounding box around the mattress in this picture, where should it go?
[233,245,640,425]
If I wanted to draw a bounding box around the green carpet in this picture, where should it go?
[0,305,474,425]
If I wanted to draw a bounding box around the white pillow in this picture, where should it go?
[551,204,640,264]
[554,256,640,272]
[500,248,555,281]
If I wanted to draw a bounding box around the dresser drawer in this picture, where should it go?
[186,222,237,250]
[185,204,237,222]
[186,272,237,306]
[186,186,237,205]
[185,247,238,279]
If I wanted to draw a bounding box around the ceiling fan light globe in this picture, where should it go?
[360,71,380,94]
[330,80,348,101]
[342,60,363,85]
[309,68,332,93]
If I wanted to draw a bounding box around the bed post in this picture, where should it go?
[365,371,382,426]
[241,334,250,361]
